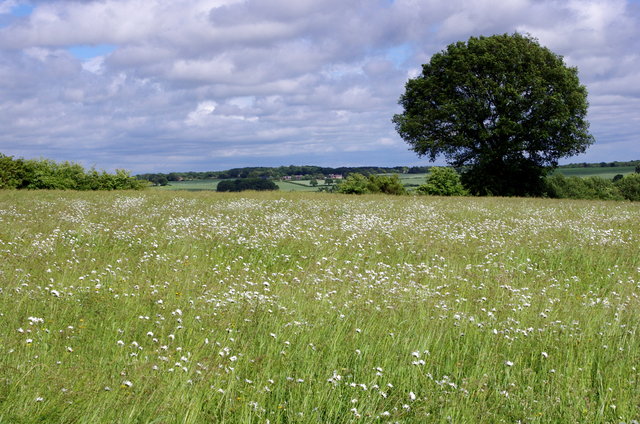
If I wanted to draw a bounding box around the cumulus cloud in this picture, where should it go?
[0,0,638,172]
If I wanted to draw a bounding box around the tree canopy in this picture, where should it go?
[216,178,279,192]
[393,33,594,196]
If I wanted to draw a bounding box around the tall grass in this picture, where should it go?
[1,190,639,423]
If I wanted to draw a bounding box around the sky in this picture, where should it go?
[0,0,638,174]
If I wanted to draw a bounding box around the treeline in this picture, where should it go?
[0,154,145,190]
[558,160,640,169]
[136,165,431,183]
[136,162,640,184]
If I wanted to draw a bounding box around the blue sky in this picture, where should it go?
[0,0,639,173]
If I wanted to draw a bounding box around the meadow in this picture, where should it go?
[1,190,639,423]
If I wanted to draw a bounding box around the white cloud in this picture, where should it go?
[0,0,19,15]
[0,0,639,172]
[82,56,105,74]
[185,101,217,126]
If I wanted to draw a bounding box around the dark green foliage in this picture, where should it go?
[407,166,430,174]
[0,153,145,190]
[417,167,468,196]
[614,173,640,201]
[216,178,279,192]
[613,174,624,182]
[393,33,594,197]
[544,174,623,200]
[461,158,550,196]
[636,164,640,174]
[146,175,169,186]
[337,173,407,195]
[371,174,407,195]
[558,160,640,169]
[0,154,29,189]
[336,174,370,194]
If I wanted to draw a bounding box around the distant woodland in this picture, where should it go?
[135,161,640,185]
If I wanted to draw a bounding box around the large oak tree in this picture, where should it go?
[393,33,594,196]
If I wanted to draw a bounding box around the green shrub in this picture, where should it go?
[337,173,407,195]
[416,167,468,196]
[369,174,407,195]
[337,174,371,194]
[544,174,623,200]
[614,173,640,201]
[0,154,28,189]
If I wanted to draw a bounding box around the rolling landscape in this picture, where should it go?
[147,163,640,193]
[2,1,640,422]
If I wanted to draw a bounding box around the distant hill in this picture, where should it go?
[136,161,639,186]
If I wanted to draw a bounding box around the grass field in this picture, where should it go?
[276,180,327,192]
[555,166,636,179]
[2,190,639,423]
[152,180,222,191]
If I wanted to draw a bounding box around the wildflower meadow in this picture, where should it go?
[1,190,639,423]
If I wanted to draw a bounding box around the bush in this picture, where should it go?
[370,174,407,195]
[544,174,623,200]
[336,174,370,194]
[216,178,279,192]
[416,167,468,196]
[337,173,407,195]
[614,173,640,201]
